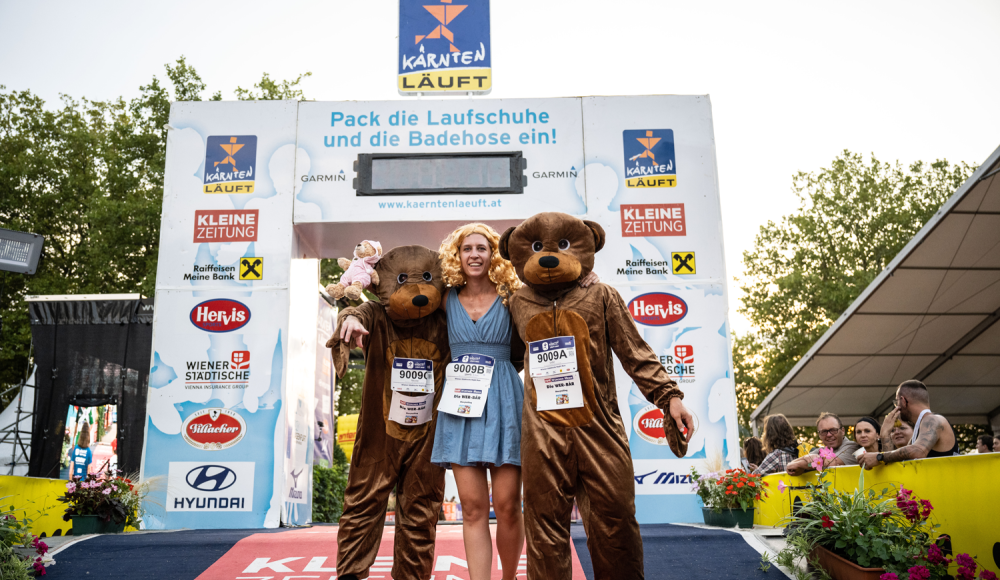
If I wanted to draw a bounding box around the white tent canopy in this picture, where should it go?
[751,144,1000,432]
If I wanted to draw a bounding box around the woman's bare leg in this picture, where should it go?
[453,464,492,580]
[489,464,524,580]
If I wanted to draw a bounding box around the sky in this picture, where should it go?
[2,0,999,333]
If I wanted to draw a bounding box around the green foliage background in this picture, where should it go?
[0,57,311,409]
[733,151,984,449]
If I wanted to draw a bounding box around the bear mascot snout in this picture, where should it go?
[327,245,450,580]
[499,212,690,580]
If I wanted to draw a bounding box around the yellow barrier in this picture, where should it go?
[757,454,1000,574]
[337,414,358,461]
[0,475,71,538]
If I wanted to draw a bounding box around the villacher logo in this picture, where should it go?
[204,135,257,194]
[182,408,247,450]
[623,129,677,188]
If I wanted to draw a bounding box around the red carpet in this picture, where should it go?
[195,523,587,579]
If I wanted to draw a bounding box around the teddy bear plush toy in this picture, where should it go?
[327,240,382,301]
[499,212,692,580]
[326,245,450,580]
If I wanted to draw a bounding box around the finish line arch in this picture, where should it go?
[139,95,739,529]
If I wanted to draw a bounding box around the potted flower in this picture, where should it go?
[690,467,767,529]
[773,466,997,580]
[1,502,53,577]
[58,474,146,535]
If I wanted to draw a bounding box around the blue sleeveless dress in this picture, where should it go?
[431,287,524,468]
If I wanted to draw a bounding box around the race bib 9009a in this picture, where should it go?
[528,336,578,377]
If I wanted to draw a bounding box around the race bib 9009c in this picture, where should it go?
[391,358,434,393]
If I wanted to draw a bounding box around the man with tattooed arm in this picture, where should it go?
[860,380,959,469]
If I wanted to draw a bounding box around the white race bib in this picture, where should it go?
[533,372,585,411]
[438,354,495,418]
[388,391,434,426]
[528,336,578,377]
[391,358,434,393]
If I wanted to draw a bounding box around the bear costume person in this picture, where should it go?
[499,212,693,580]
[326,245,450,580]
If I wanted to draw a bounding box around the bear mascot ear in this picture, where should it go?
[499,225,516,260]
[582,220,606,252]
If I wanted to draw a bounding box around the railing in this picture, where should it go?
[756,453,999,575]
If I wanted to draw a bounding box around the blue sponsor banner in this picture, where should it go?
[622,129,677,188]
[203,135,258,194]
[398,0,492,94]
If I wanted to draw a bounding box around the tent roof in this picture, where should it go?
[751,144,1000,428]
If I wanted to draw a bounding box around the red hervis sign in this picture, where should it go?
[182,408,247,450]
[620,203,686,237]
[627,292,688,326]
[193,209,258,242]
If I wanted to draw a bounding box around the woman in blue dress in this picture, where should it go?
[432,223,526,580]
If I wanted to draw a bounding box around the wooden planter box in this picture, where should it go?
[810,545,885,580]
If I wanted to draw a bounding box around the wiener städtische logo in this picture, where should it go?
[204,135,258,194]
[623,129,676,188]
[398,0,492,94]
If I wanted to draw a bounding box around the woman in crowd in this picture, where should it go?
[69,423,92,480]
[885,419,914,451]
[751,414,799,475]
[853,416,881,454]
[743,436,766,469]
[338,223,595,580]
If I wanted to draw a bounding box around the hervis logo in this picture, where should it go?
[623,129,676,188]
[204,135,258,194]
[190,299,251,333]
[627,292,687,326]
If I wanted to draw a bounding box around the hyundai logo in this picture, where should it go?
[186,465,237,492]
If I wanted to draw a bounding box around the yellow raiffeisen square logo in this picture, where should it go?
[399,0,492,95]
[671,252,696,275]
[623,129,677,188]
[240,257,263,280]
[204,135,257,194]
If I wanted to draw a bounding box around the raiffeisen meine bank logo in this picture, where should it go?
[204,135,258,194]
[622,129,676,188]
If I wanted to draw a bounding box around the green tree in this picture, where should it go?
[0,58,311,409]
[234,72,312,101]
[734,151,977,440]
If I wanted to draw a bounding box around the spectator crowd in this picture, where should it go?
[743,380,995,478]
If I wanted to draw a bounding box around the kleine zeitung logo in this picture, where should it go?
[190,299,251,333]
[627,293,687,326]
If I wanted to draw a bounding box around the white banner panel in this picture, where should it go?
[293,99,586,223]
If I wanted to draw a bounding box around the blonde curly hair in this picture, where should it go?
[439,223,522,306]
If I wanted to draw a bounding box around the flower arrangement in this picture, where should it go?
[1,502,52,578]
[772,466,995,580]
[690,467,768,512]
[58,473,146,529]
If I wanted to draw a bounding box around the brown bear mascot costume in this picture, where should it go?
[327,245,450,580]
[499,212,693,580]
